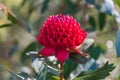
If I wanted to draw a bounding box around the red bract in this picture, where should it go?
[36,14,87,62]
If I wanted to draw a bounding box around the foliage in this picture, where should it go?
[74,61,115,80]
[0,0,119,80]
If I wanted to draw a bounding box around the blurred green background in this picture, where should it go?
[0,0,120,80]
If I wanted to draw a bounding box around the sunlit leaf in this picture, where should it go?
[26,51,40,58]
[9,71,25,80]
[116,29,120,57]
[68,64,83,80]
[82,58,98,71]
[80,38,94,50]
[46,64,59,76]
[31,58,45,74]
[9,72,35,80]
[31,59,59,80]
[74,61,115,80]
[37,63,59,80]
[18,72,34,79]
[68,58,98,80]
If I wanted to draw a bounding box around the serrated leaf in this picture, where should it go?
[98,12,106,30]
[7,13,17,24]
[41,0,50,13]
[114,0,120,7]
[20,42,36,63]
[116,29,120,57]
[68,58,98,80]
[74,61,115,80]
[69,53,87,64]
[64,59,78,79]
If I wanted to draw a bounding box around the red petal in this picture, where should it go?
[38,47,55,57]
[55,49,69,62]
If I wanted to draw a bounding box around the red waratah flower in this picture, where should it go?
[36,14,87,62]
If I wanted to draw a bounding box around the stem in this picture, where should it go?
[60,62,64,80]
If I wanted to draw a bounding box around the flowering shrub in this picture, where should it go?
[1,0,119,79]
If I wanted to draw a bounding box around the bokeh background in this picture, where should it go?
[0,0,120,80]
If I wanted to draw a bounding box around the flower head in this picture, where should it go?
[36,14,87,62]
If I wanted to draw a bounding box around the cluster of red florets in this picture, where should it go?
[36,14,87,62]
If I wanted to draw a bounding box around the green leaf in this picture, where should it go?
[7,13,17,24]
[98,13,106,30]
[41,0,50,13]
[74,61,115,80]
[88,16,96,30]
[37,63,59,80]
[18,72,33,79]
[20,42,36,63]
[64,59,78,79]
[69,53,87,64]
[46,64,59,76]
[0,24,13,28]
[114,0,120,7]
[63,0,76,14]
[86,44,106,60]
[9,72,34,80]
[8,71,25,80]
